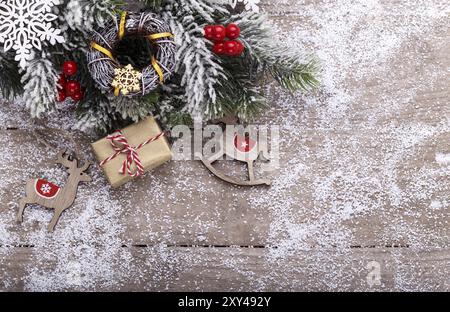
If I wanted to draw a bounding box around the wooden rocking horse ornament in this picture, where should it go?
[199,132,272,186]
[16,150,92,232]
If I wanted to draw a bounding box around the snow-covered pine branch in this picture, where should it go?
[60,0,121,51]
[161,0,229,120]
[21,54,58,118]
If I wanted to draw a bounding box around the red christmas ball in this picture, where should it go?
[62,61,78,76]
[235,40,244,56]
[57,74,66,90]
[226,24,241,40]
[71,90,84,102]
[213,25,226,42]
[212,42,226,55]
[225,41,239,56]
[65,81,81,97]
[204,25,215,41]
[56,89,67,102]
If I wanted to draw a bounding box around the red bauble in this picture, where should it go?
[226,24,241,40]
[57,74,66,90]
[213,25,226,42]
[71,90,84,102]
[212,42,225,55]
[225,41,239,56]
[65,81,81,97]
[57,90,67,102]
[235,40,244,56]
[62,61,78,76]
[204,25,215,41]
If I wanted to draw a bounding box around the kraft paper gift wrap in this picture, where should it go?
[91,117,172,188]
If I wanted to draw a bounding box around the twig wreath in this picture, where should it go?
[86,12,176,97]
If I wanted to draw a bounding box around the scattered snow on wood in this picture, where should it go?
[0,0,449,291]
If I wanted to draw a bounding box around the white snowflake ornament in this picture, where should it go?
[40,183,52,194]
[0,0,65,69]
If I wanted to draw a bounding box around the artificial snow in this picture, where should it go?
[0,0,449,291]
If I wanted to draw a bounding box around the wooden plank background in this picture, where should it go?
[0,0,449,291]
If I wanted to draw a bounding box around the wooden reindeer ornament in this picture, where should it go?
[17,150,92,232]
[199,131,272,186]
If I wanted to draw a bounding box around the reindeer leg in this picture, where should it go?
[16,198,30,223]
[247,161,255,182]
[48,209,63,232]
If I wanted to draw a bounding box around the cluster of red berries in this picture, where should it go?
[204,24,244,57]
[57,61,84,103]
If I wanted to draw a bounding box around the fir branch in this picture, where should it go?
[269,57,319,92]
[21,53,58,118]
[60,0,125,51]
[0,0,319,132]
[216,84,267,121]
[228,12,319,92]
[159,0,229,119]
[0,53,22,99]
[213,57,267,121]
[137,0,163,9]
[109,91,160,122]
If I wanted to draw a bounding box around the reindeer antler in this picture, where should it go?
[79,161,91,172]
[56,150,77,170]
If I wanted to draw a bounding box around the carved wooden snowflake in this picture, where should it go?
[112,64,142,96]
[0,0,65,69]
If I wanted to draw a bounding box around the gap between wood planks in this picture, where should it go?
[0,244,410,249]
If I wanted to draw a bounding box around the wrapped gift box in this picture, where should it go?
[92,117,172,188]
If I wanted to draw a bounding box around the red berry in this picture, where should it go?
[57,74,66,90]
[226,24,241,40]
[225,41,238,56]
[213,25,226,42]
[71,90,84,102]
[56,89,66,102]
[235,40,244,56]
[204,25,215,41]
[62,61,78,76]
[212,42,226,55]
[65,81,81,97]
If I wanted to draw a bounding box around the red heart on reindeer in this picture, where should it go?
[234,135,257,153]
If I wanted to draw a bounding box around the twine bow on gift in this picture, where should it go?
[99,130,165,177]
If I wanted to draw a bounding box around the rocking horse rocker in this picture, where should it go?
[198,132,272,186]
[16,150,92,232]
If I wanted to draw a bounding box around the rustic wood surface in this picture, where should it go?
[0,0,449,291]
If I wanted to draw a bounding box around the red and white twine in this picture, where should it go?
[99,130,165,177]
